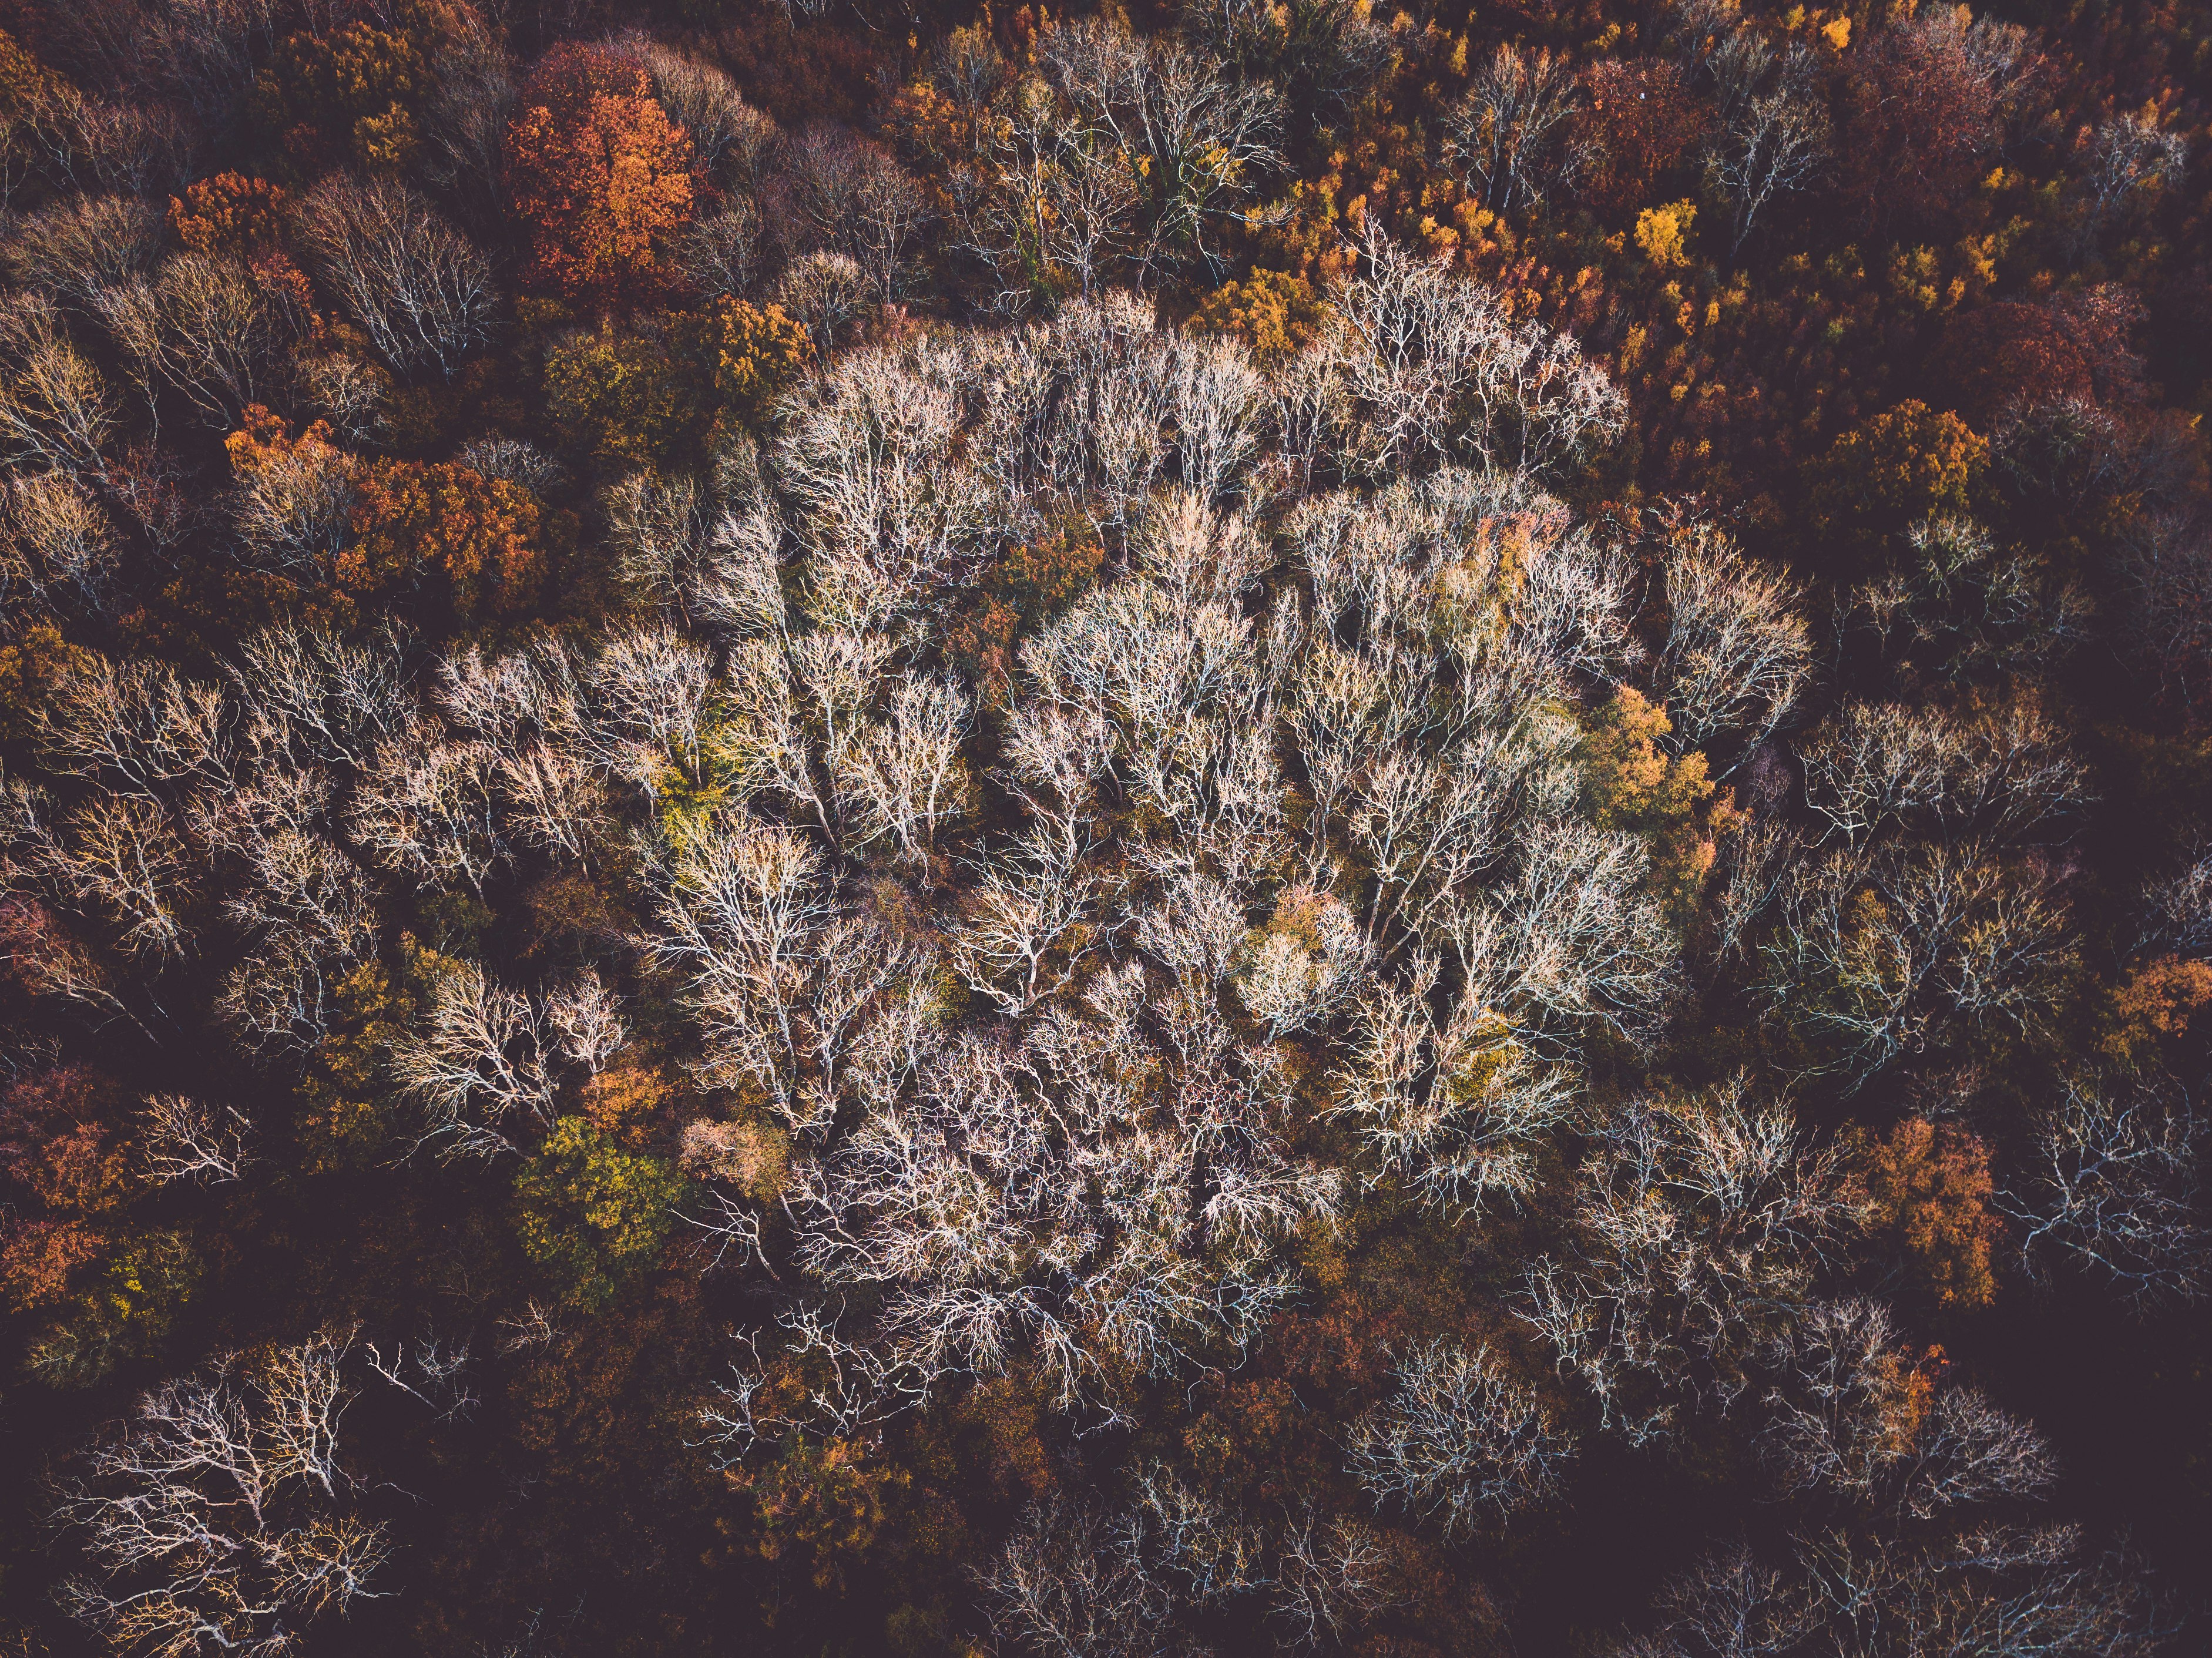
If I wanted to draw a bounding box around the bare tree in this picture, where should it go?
[603,469,717,612]
[1457,818,1680,1045]
[777,125,931,304]
[1289,227,1626,480]
[45,792,194,958]
[1758,1298,1926,1508]
[770,249,868,351]
[944,18,1281,307]
[1760,1299,2057,1518]
[52,1330,390,1658]
[977,1492,1186,1658]
[679,200,767,302]
[227,416,359,579]
[1332,952,1570,1212]
[1522,1079,1863,1441]
[390,959,560,1160]
[774,346,995,637]
[1180,0,1391,113]
[0,293,116,472]
[55,99,199,202]
[1617,1526,2165,1658]
[36,652,230,793]
[1852,513,2092,684]
[546,967,625,1076]
[2003,1070,2210,1309]
[92,253,297,425]
[2072,113,2188,259]
[200,776,381,1056]
[1705,48,1828,253]
[292,176,498,381]
[1234,885,1372,1038]
[1445,44,1587,213]
[0,193,164,308]
[650,819,852,1130]
[457,436,563,500]
[834,672,975,868]
[225,623,413,773]
[416,2,515,220]
[1799,696,2093,846]
[631,38,779,193]
[1126,1461,1268,1609]
[293,346,389,444]
[140,1093,253,1184]
[950,831,1102,1015]
[948,75,1141,309]
[1,469,121,612]
[1268,1504,1397,1652]
[2136,845,2212,959]
[1754,843,2073,1085]
[1655,526,1812,756]
[0,31,79,207]
[1348,1338,1577,1535]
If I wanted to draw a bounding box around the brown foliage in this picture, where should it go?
[1931,301,2097,429]
[0,622,97,740]
[2106,954,2212,1063]
[712,297,811,422]
[1580,687,1741,928]
[1805,399,1988,559]
[1189,268,1329,365]
[1838,12,2009,230]
[711,9,883,131]
[0,1217,102,1312]
[251,0,465,176]
[580,1065,676,1153]
[1576,59,1707,220]
[0,1065,130,1215]
[943,521,1105,704]
[0,1065,128,1315]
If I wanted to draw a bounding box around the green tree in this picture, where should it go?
[512,1117,691,1312]
[541,310,721,474]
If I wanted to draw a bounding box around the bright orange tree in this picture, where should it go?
[504,43,700,309]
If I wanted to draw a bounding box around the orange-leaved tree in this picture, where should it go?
[1844,1117,2002,1310]
[345,459,545,624]
[168,173,289,260]
[504,43,700,309]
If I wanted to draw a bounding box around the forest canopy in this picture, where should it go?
[0,0,2207,1654]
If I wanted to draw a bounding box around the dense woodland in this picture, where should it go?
[0,0,2206,1651]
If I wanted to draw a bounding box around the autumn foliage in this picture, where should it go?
[167,173,289,260]
[1845,1117,2003,1311]
[504,43,700,307]
[2,0,2211,1652]
[254,4,445,175]
[346,458,546,622]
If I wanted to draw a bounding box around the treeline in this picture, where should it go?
[0,0,2206,1655]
